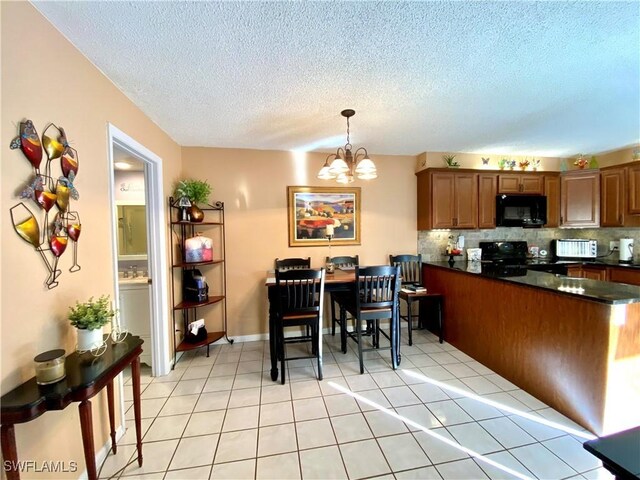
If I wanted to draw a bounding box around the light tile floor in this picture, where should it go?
[105,328,612,480]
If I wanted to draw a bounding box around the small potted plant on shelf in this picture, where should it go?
[68,295,116,352]
[518,158,530,171]
[173,179,212,222]
[574,154,588,169]
[443,154,460,168]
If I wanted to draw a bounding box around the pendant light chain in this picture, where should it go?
[316,109,377,182]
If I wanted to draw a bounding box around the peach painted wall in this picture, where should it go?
[181,147,418,337]
[596,145,640,168]
[1,3,181,478]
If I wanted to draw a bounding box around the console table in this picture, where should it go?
[1,335,144,480]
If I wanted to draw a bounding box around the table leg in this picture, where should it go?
[106,380,117,454]
[78,400,97,480]
[131,357,144,467]
[1,424,20,480]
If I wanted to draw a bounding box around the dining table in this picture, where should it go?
[265,267,402,382]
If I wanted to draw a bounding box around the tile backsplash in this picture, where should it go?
[418,228,639,262]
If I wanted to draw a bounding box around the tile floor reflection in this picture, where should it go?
[107,328,611,479]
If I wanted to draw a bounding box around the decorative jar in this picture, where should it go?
[34,349,66,385]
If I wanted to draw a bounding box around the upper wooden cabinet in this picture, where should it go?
[498,173,544,194]
[478,174,497,229]
[544,173,560,228]
[560,170,600,227]
[629,162,640,214]
[417,169,478,229]
[601,167,625,227]
[600,162,640,228]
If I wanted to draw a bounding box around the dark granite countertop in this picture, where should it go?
[527,258,640,269]
[424,261,640,305]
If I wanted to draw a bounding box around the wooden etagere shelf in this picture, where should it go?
[169,197,233,367]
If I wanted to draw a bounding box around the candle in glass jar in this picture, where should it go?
[34,349,66,385]
[325,224,334,237]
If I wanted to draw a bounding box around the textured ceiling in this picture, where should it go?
[33,1,639,157]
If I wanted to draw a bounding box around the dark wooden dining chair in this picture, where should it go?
[274,268,325,384]
[275,257,311,271]
[342,265,401,374]
[390,254,444,345]
[326,255,359,351]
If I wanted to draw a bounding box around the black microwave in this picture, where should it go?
[496,195,547,228]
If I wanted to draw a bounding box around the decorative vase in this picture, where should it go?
[77,327,104,351]
[188,205,204,222]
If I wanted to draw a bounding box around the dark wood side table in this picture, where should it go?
[1,335,144,480]
[583,427,640,480]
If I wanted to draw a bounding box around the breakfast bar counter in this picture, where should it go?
[422,261,640,436]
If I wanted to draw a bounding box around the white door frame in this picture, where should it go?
[107,124,171,377]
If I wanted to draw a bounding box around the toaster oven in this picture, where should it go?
[550,239,598,259]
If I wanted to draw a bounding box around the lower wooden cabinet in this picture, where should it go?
[608,267,640,286]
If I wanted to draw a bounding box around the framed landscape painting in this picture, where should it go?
[287,186,361,247]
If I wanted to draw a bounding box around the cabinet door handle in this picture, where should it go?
[619,214,623,225]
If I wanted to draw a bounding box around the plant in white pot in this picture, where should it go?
[69,295,116,352]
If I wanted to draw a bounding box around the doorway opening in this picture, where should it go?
[108,124,170,377]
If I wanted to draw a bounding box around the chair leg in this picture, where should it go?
[356,317,365,374]
[438,297,444,344]
[279,327,286,385]
[391,311,399,369]
[331,297,337,336]
[316,322,323,381]
[340,305,347,354]
[407,298,413,346]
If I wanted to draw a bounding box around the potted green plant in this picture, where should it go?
[173,179,212,222]
[69,295,116,351]
[442,154,460,168]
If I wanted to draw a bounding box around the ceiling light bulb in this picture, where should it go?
[336,173,354,184]
[355,157,376,174]
[329,156,349,174]
[114,161,132,169]
[317,159,336,179]
[357,171,378,180]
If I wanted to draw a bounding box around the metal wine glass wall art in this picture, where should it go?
[9,119,82,289]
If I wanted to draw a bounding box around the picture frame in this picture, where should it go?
[287,186,361,247]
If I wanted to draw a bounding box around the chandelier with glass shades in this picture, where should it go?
[317,109,377,184]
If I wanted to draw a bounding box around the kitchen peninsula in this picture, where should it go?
[423,261,640,436]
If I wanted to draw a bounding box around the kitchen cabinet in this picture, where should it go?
[498,173,544,194]
[119,282,152,366]
[417,169,478,229]
[601,167,625,227]
[169,198,232,366]
[478,173,497,228]
[608,267,640,286]
[560,170,600,227]
[629,162,640,214]
[544,174,560,227]
[600,162,640,227]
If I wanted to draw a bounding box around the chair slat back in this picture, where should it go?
[275,257,311,271]
[389,254,422,284]
[355,265,400,309]
[327,255,359,268]
[275,268,325,315]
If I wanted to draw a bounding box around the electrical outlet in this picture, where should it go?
[610,241,619,251]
